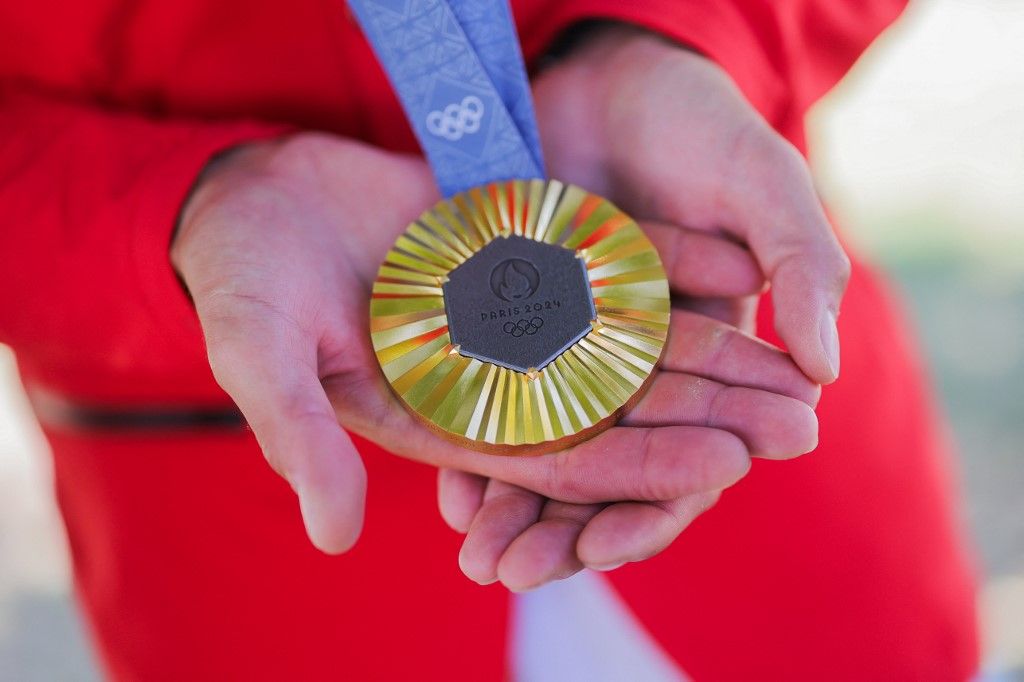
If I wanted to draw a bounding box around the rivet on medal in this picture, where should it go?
[349,0,670,453]
[370,180,669,453]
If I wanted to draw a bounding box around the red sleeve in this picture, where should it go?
[0,87,286,401]
[516,0,908,147]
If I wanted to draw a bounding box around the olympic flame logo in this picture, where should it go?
[490,258,540,302]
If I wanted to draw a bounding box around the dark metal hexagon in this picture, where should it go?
[442,235,596,373]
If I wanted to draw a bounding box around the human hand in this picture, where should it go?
[437,26,846,590]
[173,133,818,556]
[534,24,850,378]
[441,311,819,589]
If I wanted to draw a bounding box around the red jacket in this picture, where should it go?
[0,1,979,680]
[0,0,906,396]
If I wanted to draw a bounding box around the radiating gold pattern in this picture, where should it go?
[370,180,670,454]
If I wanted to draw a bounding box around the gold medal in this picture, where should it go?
[369,180,669,454]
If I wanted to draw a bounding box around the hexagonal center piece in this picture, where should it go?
[443,235,596,373]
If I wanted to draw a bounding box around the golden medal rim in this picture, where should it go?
[369,179,671,456]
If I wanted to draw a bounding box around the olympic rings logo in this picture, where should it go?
[502,317,544,337]
[426,95,484,141]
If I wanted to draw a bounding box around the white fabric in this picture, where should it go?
[511,570,689,682]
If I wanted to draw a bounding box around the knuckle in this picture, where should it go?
[479,487,540,528]
[703,381,730,429]
[832,249,853,289]
[323,370,403,437]
[773,242,850,300]
[279,389,328,425]
[540,500,600,525]
[543,452,586,502]
[634,429,675,500]
[271,133,327,177]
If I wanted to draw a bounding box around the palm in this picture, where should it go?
[175,89,823,583]
[433,30,848,588]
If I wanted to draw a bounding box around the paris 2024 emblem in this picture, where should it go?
[490,258,540,302]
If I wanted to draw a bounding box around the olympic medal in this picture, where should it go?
[369,179,670,454]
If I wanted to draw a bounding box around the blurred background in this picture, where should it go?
[1,0,1021,678]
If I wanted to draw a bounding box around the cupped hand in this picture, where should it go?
[172,133,817,557]
[441,310,820,590]
[534,24,851,380]
[440,26,846,590]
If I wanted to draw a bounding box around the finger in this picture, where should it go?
[642,222,764,298]
[497,426,751,504]
[496,500,604,592]
[329,364,750,504]
[621,373,819,459]
[200,302,366,554]
[459,480,544,585]
[661,309,820,406]
[727,134,851,384]
[437,468,487,533]
[672,294,759,334]
[577,492,721,570]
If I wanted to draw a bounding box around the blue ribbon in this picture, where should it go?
[347,0,546,197]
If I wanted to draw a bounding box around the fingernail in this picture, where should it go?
[589,561,626,572]
[819,311,840,381]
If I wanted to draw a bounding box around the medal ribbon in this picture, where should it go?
[347,0,546,197]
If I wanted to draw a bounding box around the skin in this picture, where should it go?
[438,27,850,589]
[171,27,846,590]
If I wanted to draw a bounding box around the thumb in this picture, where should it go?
[729,136,850,384]
[200,300,367,553]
